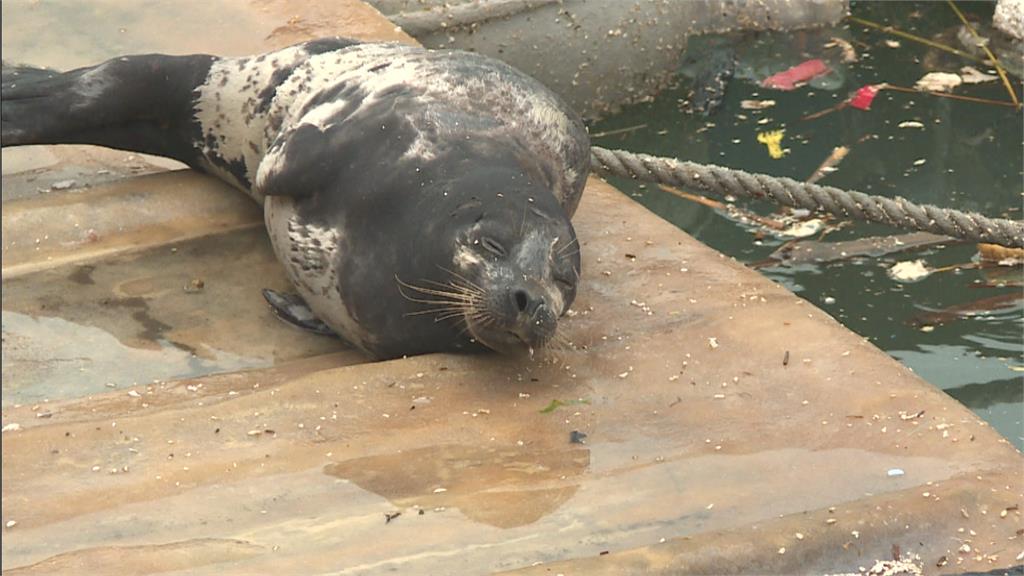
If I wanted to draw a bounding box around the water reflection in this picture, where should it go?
[590,1,1023,448]
[1,311,269,405]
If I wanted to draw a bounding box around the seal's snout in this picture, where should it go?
[510,285,546,317]
[505,281,557,349]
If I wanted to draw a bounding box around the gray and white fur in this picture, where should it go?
[1,38,590,359]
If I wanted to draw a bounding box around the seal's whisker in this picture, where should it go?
[436,266,486,295]
[403,285,475,301]
[396,277,477,302]
[556,236,579,255]
[399,292,473,306]
[422,278,484,298]
[434,309,478,321]
[454,317,476,339]
[558,247,581,260]
[404,305,472,317]
[466,310,492,323]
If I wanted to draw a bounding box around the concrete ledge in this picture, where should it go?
[2,170,262,279]
[1,1,1020,574]
[2,179,1020,574]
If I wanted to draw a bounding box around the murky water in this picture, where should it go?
[591,1,1024,448]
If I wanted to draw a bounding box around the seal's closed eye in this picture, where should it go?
[479,237,506,257]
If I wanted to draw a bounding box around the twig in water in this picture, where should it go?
[807,146,850,184]
[884,83,1021,107]
[656,184,786,230]
[590,123,648,139]
[947,0,1020,106]
[847,15,985,63]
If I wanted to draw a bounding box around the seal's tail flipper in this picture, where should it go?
[1,63,65,145]
[1,54,214,167]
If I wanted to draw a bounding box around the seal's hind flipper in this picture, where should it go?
[1,54,215,168]
[262,288,337,337]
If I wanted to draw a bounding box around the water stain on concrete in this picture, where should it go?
[325,443,589,528]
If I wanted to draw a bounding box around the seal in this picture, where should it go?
[1,38,590,359]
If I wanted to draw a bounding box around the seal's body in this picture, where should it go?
[2,39,589,359]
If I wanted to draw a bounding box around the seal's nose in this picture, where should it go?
[510,285,546,317]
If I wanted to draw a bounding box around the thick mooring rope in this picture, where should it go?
[590,146,1024,249]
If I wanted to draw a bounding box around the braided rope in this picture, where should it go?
[590,146,1024,249]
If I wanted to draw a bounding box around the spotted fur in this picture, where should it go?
[1,38,590,359]
[189,41,588,213]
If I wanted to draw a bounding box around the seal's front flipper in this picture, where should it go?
[262,289,337,337]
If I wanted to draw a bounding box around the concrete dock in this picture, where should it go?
[2,2,1021,574]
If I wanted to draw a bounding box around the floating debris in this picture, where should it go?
[779,218,825,239]
[978,243,1024,265]
[740,99,776,110]
[888,260,931,282]
[770,232,952,266]
[959,65,998,84]
[762,59,829,90]
[807,146,849,184]
[826,37,857,62]
[850,84,883,110]
[914,72,962,92]
[909,292,1023,327]
[756,129,788,159]
[887,468,906,477]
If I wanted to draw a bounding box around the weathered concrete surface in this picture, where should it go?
[2,1,1022,575]
[0,0,413,69]
[369,0,849,118]
[995,0,1024,41]
[1,221,360,406]
[3,179,1023,574]
[2,170,261,278]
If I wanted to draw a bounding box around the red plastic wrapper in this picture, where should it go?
[761,59,829,90]
[849,84,882,110]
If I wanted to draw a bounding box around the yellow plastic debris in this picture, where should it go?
[757,129,788,159]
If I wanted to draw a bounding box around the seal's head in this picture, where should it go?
[399,164,581,356]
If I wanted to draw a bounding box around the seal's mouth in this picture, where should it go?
[396,274,553,354]
[463,303,558,355]
[465,319,554,356]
